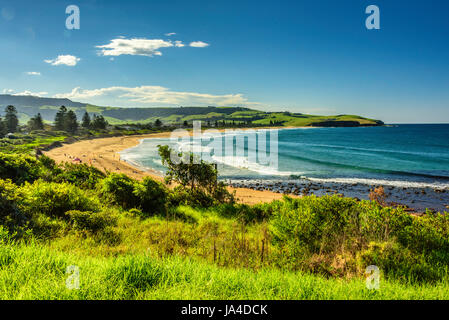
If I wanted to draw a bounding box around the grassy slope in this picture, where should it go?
[253,113,378,126]
[15,104,382,127]
[1,200,447,300]
[2,242,448,300]
[101,112,380,126]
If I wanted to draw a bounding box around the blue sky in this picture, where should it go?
[0,0,448,123]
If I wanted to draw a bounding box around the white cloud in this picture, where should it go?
[174,41,185,47]
[26,71,41,76]
[96,38,174,57]
[44,55,80,66]
[165,32,176,36]
[189,41,209,48]
[3,88,48,96]
[96,37,209,57]
[53,85,256,107]
[12,90,48,96]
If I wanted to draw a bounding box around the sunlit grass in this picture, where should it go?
[1,241,449,300]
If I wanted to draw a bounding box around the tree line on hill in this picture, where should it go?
[0,104,277,139]
[0,105,169,138]
[0,105,110,137]
[54,106,109,133]
[0,105,20,136]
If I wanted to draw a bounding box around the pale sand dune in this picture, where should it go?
[44,132,291,205]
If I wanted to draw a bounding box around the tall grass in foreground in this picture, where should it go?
[1,241,449,300]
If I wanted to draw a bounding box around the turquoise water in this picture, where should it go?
[120,124,449,189]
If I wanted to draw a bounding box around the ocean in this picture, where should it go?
[120,124,449,211]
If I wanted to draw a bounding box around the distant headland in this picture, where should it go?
[0,94,383,127]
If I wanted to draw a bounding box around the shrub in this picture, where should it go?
[397,212,449,253]
[0,152,39,184]
[168,186,214,208]
[19,181,100,219]
[357,241,443,282]
[38,155,57,170]
[133,177,168,216]
[65,210,116,233]
[55,163,106,189]
[213,203,270,224]
[0,179,28,229]
[99,173,139,209]
[128,208,144,218]
[268,195,449,282]
[270,195,360,254]
[211,181,235,204]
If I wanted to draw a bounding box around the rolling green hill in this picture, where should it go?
[0,94,384,127]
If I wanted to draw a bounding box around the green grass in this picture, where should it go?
[0,135,67,154]
[1,241,448,300]
[1,197,447,300]
[17,103,382,127]
[252,113,379,126]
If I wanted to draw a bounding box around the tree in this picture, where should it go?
[28,113,44,131]
[81,112,91,129]
[157,145,233,204]
[183,120,188,127]
[154,119,162,127]
[54,106,68,131]
[4,105,19,133]
[0,118,6,138]
[65,110,78,133]
[91,114,108,130]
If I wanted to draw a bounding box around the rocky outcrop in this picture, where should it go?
[310,120,384,127]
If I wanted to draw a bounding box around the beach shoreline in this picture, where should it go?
[44,130,449,211]
[44,131,292,205]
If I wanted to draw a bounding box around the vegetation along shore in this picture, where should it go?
[1,102,448,300]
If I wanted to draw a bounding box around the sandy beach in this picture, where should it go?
[44,132,290,205]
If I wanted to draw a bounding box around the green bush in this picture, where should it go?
[357,241,443,282]
[38,155,57,171]
[0,152,40,184]
[133,177,168,216]
[99,173,139,209]
[168,186,214,208]
[397,212,449,253]
[270,195,361,254]
[19,181,100,219]
[0,179,28,229]
[268,195,449,282]
[128,208,144,218]
[54,162,106,189]
[65,210,116,233]
[213,203,270,224]
[211,181,235,204]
